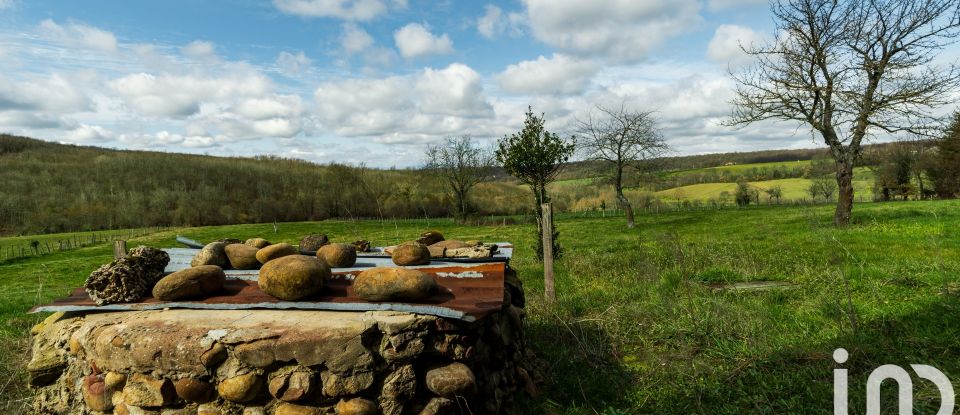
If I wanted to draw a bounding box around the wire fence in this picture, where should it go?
[0,227,165,262]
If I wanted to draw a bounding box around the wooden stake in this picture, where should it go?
[541,203,555,302]
[113,240,128,259]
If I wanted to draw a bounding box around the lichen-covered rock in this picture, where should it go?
[82,373,111,412]
[419,397,455,415]
[298,234,329,252]
[425,362,476,398]
[317,243,357,268]
[321,370,374,397]
[152,265,225,301]
[352,240,371,253]
[416,230,444,246]
[256,243,298,264]
[390,244,431,266]
[122,374,176,407]
[380,364,416,415]
[336,397,378,415]
[84,246,170,305]
[225,244,260,270]
[445,245,494,259]
[217,373,263,403]
[353,267,437,302]
[258,255,328,300]
[174,378,214,403]
[191,242,229,268]
[245,238,271,249]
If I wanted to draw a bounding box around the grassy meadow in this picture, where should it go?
[1,200,958,413]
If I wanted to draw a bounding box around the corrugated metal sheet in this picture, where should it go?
[32,244,512,322]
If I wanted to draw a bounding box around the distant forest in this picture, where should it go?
[0,134,896,236]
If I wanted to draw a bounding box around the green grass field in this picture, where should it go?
[656,178,875,202]
[666,159,814,177]
[1,201,959,413]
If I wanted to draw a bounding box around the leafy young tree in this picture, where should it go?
[496,107,575,260]
[734,182,755,207]
[765,185,784,204]
[930,110,960,198]
[728,0,960,225]
[576,105,669,228]
[425,136,494,220]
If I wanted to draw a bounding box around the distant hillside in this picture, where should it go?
[0,134,890,236]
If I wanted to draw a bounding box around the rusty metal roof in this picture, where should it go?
[31,245,513,322]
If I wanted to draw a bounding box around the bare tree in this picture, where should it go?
[425,135,494,220]
[577,105,669,228]
[728,0,960,225]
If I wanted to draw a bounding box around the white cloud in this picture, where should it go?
[707,24,767,67]
[477,5,525,39]
[182,40,217,61]
[0,111,73,129]
[273,0,388,20]
[313,63,492,140]
[0,74,91,112]
[38,19,118,53]
[522,0,701,62]
[109,71,273,117]
[393,23,454,59]
[276,51,312,75]
[341,23,374,54]
[62,124,113,143]
[497,54,598,95]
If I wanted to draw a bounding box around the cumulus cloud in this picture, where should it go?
[62,124,113,143]
[313,63,492,140]
[522,0,701,63]
[497,54,598,95]
[109,71,273,118]
[341,23,374,54]
[707,24,767,67]
[707,0,768,12]
[181,40,217,61]
[38,19,118,53]
[0,74,90,112]
[393,23,453,59]
[273,0,388,20]
[476,5,525,39]
[276,51,312,75]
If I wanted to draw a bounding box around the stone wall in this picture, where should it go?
[28,279,537,414]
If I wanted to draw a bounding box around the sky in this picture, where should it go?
[0,0,945,167]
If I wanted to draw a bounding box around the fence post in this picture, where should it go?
[541,203,556,303]
[113,240,128,259]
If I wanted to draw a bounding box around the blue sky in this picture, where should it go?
[0,0,921,167]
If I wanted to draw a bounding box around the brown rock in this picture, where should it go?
[201,342,227,368]
[390,244,431,266]
[256,243,298,264]
[425,362,476,398]
[275,403,321,415]
[83,374,112,412]
[105,372,127,391]
[380,365,415,415]
[258,255,328,300]
[152,265,226,301]
[217,238,242,245]
[245,238,271,249]
[352,267,437,301]
[191,242,230,268]
[430,240,470,250]
[416,230,444,245]
[317,243,357,268]
[426,245,445,259]
[419,397,455,415]
[352,240,371,252]
[217,373,263,403]
[336,397,378,415]
[174,378,214,403]
[225,244,260,270]
[298,234,329,252]
[445,245,493,259]
[122,374,176,407]
[268,368,313,402]
[321,370,374,397]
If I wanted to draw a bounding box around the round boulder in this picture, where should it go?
[416,230,444,245]
[336,398,378,415]
[425,362,476,398]
[256,243,298,264]
[317,243,357,268]
[352,267,437,301]
[298,234,329,252]
[174,378,215,403]
[225,244,260,270]
[258,255,328,300]
[191,242,229,268]
[245,238,271,249]
[152,265,226,301]
[391,243,431,266]
[217,373,263,403]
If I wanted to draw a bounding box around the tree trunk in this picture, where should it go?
[614,164,634,228]
[834,161,855,226]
